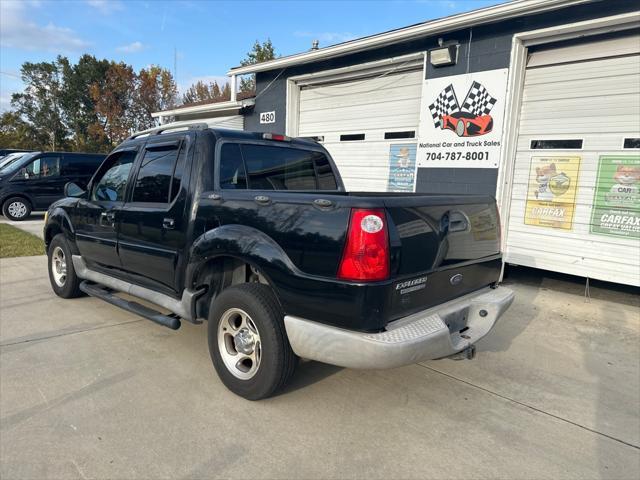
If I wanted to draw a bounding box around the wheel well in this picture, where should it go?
[193,257,274,321]
[44,224,63,250]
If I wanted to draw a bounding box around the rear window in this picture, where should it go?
[219,143,337,191]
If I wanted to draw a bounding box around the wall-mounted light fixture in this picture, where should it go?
[429,39,458,67]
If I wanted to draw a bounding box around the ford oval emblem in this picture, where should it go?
[450,273,463,286]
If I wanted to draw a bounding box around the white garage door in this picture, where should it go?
[505,35,640,286]
[298,69,423,191]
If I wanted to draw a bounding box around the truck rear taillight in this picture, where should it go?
[338,209,390,282]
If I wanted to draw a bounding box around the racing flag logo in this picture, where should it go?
[428,81,497,137]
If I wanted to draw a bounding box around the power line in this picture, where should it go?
[0,71,21,79]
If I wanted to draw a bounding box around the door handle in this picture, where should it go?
[100,211,115,226]
[162,218,175,230]
[254,195,270,205]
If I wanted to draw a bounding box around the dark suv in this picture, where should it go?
[43,124,513,400]
[0,151,105,220]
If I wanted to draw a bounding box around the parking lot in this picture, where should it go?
[0,219,639,479]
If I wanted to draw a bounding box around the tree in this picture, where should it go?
[238,39,276,93]
[4,56,177,151]
[59,54,111,152]
[90,62,137,145]
[136,66,178,130]
[182,79,231,104]
[10,59,68,150]
[0,112,39,150]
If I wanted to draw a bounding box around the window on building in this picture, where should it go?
[623,138,640,149]
[340,133,365,141]
[530,139,583,149]
[384,131,415,139]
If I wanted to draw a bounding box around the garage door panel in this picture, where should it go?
[524,54,640,84]
[516,137,639,152]
[506,44,639,286]
[299,99,421,121]
[506,229,640,263]
[522,81,639,102]
[517,119,640,135]
[519,96,640,120]
[299,107,420,132]
[507,197,637,236]
[301,72,422,97]
[505,248,638,286]
[300,85,422,110]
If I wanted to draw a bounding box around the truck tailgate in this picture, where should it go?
[382,194,501,322]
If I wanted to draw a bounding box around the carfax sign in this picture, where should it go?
[416,68,508,168]
[524,156,581,230]
[387,143,417,192]
[590,155,640,239]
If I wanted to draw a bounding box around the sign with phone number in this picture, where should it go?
[422,149,493,163]
[416,68,508,168]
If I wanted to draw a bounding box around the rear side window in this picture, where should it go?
[132,142,184,203]
[232,144,336,191]
[219,143,247,189]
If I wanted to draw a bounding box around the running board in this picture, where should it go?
[80,281,181,330]
[72,255,203,324]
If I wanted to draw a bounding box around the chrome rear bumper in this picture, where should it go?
[284,286,514,369]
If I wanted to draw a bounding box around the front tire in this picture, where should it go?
[208,283,298,400]
[48,234,83,298]
[2,197,31,221]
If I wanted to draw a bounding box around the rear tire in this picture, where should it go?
[208,283,298,400]
[2,197,31,221]
[48,234,83,298]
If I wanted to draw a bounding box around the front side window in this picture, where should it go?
[18,156,61,180]
[91,151,136,202]
[131,143,183,203]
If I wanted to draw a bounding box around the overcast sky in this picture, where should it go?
[0,0,501,111]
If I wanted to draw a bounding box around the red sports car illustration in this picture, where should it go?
[441,111,493,137]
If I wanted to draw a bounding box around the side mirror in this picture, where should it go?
[64,182,86,198]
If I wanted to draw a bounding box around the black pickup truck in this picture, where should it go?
[44,124,514,400]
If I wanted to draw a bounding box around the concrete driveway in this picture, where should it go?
[1,256,638,479]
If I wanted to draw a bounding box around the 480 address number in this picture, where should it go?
[424,151,490,161]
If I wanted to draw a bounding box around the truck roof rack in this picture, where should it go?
[128,122,210,140]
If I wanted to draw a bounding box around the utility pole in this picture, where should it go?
[174,47,177,84]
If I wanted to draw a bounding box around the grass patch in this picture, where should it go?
[0,223,45,258]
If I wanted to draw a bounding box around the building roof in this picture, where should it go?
[151,96,255,119]
[227,0,590,75]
